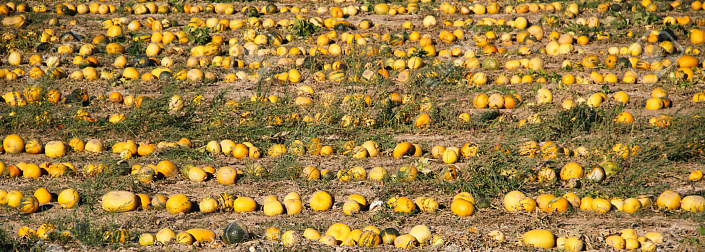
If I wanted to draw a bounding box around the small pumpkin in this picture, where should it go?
[409,225,431,244]
[281,230,299,246]
[394,234,419,249]
[304,228,321,240]
[57,188,81,209]
[218,193,235,211]
[415,197,439,213]
[342,200,361,215]
[199,197,219,213]
[380,228,400,245]
[309,191,333,211]
[451,198,475,216]
[222,221,248,244]
[233,196,257,212]
[176,231,195,245]
[139,233,156,245]
[166,194,191,214]
[358,230,381,248]
[155,228,176,244]
[19,196,39,214]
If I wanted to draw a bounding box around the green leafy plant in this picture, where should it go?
[288,18,319,37]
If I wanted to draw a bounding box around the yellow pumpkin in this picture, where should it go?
[560,162,584,180]
[185,228,215,242]
[394,234,419,249]
[409,225,431,244]
[156,228,176,244]
[393,142,413,158]
[156,160,178,177]
[102,191,138,212]
[233,196,257,212]
[33,188,52,204]
[326,223,351,241]
[310,191,333,211]
[3,134,24,154]
[451,198,475,216]
[523,229,555,249]
[263,200,284,216]
[166,194,191,214]
[44,141,66,158]
[503,190,527,212]
[199,197,219,213]
[415,197,439,213]
[656,190,681,210]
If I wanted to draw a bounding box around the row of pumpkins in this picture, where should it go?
[0,132,620,162]
[0,135,657,184]
[503,190,705,215]
[139,222,440,249]
[0,134,196,157]
[13,217,669,250]
[521,228,665,251]
[90,188,705,219]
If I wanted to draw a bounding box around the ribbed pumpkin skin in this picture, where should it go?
[222,221,248,245]
[112,228,129,243]
[218,193,235,211]
[19,196,39,213]
[358,230,381,248]
[104,228,129,243]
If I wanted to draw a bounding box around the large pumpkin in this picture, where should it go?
[102,191,138,212]
[222,221,248,244]
[3,134,24,154]
[522,229,555,249]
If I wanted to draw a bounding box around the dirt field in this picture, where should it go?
[1,0,705,251]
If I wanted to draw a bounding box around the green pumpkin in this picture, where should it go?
[600,161,622,177]
[482,57,500,70]
[222,221,248,245]
[103,228,129,243]
[265,4,278,14]
[244,7,259,17]
[334,23,351,32]
[475,198,491,209]
[19,196,39,214]
[615,57,631,69]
